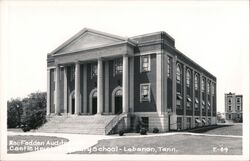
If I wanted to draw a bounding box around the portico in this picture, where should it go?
[47,28,135,116]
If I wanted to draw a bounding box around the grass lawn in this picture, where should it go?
[71,134,242,155]
[8,135,69,153]
[203,124,242,136]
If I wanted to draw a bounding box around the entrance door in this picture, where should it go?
[72,98,75,114]
[115,96,122,114]
[92,97,97,114]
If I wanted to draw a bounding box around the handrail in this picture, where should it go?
[105,113,125,135]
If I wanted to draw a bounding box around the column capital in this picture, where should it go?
[98,57,104,61]
[75,61,80,64]
[123,54,129,57]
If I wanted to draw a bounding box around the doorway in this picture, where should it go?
[115,89,122,114]
[92,97,97,114]
[72,98,75,114]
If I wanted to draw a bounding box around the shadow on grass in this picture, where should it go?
[186,125,233,133]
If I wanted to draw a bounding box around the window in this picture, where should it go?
[237,106,240,111]
[187,96,192,108]
[114,58,122,75]
[211,83,215,95]
[177,117,182,130]
[237,98,241,103]
[208,118,211,125]
[186,118,191,129]
[141,55,150,72]
[176,64,181,83]
[167,56,172,78]
[228,114,231,119]
[186,69,191,87]
[228,106,231,111]
[201,78,205,92]
[140,84,150,102]
[202,101,205,109]
[195,74,199,90]
[195,98,199,109]
[228,98,232,105]
[91,63,97,78]
[207,82,210,94]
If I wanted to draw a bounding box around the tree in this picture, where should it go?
[21,92,47,130]
[7,98,23,128]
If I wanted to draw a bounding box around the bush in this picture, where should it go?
[118,130,124,136]
[140,128,147,135]
[22,110,47,130]
[7,99,23,128]
[21,124,31,132]
[21,92,47,130]
[7,91,47,131]
[153,128,159,133]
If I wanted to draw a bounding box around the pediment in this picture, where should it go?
[52,28,129,54]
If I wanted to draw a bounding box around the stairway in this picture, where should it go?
[37,115,117,135]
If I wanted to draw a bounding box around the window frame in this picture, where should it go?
[194,73,199,90]
[113,58,123,76]
[176,63,182,84]
[201,78,205,92]
[167,56,172,78]
[140,55,151,72]
[186,69,191,87]
[140,83,151,102]
[207,81,210,94]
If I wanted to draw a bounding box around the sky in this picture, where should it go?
[1,0,249,113]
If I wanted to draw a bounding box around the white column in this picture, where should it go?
[75,62,80,115]
[129,56,134,112]
[83,64,87,114]
[47,69,51,115]
[156,53,163,114]
[97,58,103,114]
[104,61,109,113]
[122,55,129,113]
[63,66,68,114]
[55,65,60,115]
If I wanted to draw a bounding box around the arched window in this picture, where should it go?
[201,78,205,92]
[195,74,198,90]
[115,89,122,96]
[211,83,214,95]
[92,90,97,97]
[176,64,181,83]
[186,69,191,87]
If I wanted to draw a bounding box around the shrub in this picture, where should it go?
[140,128,147,135]
[7,91,47,131]
[7,99,23,128]
[21,124,31,132]
[118,130,124,136]
[153,128,159,133]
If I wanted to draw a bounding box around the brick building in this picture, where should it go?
[225,92,243,122]
[45,28,217,134]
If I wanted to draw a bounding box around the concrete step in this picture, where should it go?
[37,115,117,135]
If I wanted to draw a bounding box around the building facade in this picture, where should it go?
[225,93,243,122]
[46,28,217,133]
